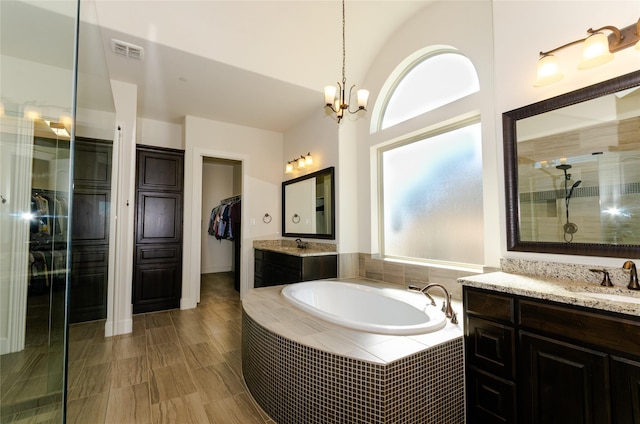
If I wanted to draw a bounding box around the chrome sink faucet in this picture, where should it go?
[408,283,458,324]
[622,260,640,290]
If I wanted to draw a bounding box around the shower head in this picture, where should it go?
[568,180,582,198]
[556,164,572,171]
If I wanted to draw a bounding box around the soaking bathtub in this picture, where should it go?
[242,280,465,423]
[281,280,447,335]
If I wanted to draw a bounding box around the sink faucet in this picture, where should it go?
[295,238,307,249]
[589,268,613,287]
[408,283,458,324]
[622,261,640,290]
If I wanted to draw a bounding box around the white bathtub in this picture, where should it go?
[281,280,447,335]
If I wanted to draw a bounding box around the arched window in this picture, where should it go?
[375,47,479,131]
[375,47,484,268]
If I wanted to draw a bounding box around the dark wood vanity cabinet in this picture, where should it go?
[464,288,517,423]
[254,249,337,288]
[463,286,640,424]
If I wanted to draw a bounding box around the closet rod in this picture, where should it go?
[220,194,241,204]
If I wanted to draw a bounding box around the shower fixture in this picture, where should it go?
[556,164,582,242]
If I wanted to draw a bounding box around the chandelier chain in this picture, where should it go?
[342,0,346,85]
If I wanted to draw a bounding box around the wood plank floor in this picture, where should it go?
[65,272,274,424]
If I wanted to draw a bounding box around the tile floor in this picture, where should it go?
[66,272,274,424]
[3,272,274,424]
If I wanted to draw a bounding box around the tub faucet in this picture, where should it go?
[408,283,458,324]
[622,260,640,290]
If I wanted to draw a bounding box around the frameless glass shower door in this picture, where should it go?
[1,0,115,421]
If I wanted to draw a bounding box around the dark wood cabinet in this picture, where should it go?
[133,146,184,313]
[611,356,640,423]
[463,286,640,424]
[520,332,610,424]
[69,139,112,323]
[254,248,337,288]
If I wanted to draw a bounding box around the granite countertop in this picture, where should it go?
[459,271,640,317]
[253,240,337,257]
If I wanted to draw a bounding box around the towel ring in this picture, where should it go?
[292,214,300,224]
[263,213,272,224]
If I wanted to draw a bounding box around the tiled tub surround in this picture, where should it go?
[358,253,499,300]
[241,282,464,424]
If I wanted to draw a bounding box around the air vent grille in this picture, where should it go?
[111,39,144,61]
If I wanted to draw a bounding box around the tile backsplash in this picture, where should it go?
[352,253,498,300]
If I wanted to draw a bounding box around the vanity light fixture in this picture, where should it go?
[285,153,313,174]
[323,0,369,123]
[44,120,70,138]
[534,17,640,87]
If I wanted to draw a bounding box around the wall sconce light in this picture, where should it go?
[534,17,640,87]
[285,153,313,173]
[23,105,41,121]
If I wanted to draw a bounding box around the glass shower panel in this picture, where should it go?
[1,0,78,421]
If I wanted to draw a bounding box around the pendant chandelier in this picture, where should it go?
[324,0,369,123]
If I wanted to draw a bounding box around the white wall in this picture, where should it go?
[107,79,137,337]
[183,115,283,304]
[136,117,183,149]
[283,108,339,180]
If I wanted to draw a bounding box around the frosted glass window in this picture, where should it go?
[381,123,484,265]
[381,52,479,130]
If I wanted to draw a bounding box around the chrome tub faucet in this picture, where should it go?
[408,283,458,324]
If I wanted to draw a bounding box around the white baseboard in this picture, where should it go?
[105,318,133,337]
[181,297,198,310]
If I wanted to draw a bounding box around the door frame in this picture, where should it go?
[182,147,247,308]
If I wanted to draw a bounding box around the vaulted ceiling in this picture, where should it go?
[93,1,432,132]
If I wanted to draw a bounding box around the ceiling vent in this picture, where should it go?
[111,39,144,61]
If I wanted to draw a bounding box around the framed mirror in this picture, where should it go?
[504,70,640,258]
[282,167,335,239]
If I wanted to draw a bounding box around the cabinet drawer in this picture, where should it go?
[466,316,516,379]
[263,250,302,269]
[464,287,515,324]
[519,300,640,357]
[467,366,517,424]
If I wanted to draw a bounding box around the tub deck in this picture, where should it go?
[242,279,462,364]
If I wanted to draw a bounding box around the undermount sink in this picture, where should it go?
[565,286,640,305]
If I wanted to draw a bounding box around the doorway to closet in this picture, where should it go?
[201,157,242,292]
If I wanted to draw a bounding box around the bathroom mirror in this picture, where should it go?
[282,166,335,239]
[504,70,640,258]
